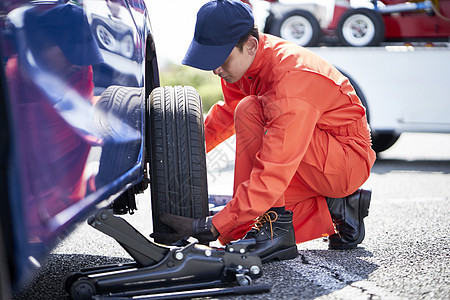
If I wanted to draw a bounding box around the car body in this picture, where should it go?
[257,0,450,46]
[0,0,154,293]
[0,0,209,296]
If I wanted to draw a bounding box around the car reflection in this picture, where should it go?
[4,1,142,242]
[84,0,147,91]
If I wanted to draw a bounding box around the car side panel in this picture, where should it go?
[0,0,151,290]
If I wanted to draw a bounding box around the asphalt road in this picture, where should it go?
[13,133,450,299]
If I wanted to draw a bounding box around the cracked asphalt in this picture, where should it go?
[13,133,450,299]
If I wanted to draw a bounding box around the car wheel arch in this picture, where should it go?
[144,33,160,100]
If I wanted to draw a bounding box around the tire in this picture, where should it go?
[94,86,143,188]
[371,131,400,153]
[337,8,385,47]
[148,86,208,240]
[269,10,321,47]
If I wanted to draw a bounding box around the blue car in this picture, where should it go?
[0,0,211,296]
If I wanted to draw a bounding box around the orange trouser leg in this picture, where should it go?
[285,125,373,243]
[233,96,286,207]
[232,96,262,195]
[232,96,371,243]
[226,96,284,240]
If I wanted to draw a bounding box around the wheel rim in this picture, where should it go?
[280,15,314,46]
[342,14,375,46]
[96,25,116,51]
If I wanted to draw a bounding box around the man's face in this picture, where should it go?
[213,45,254,84]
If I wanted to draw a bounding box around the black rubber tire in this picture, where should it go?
[337,8,385,47]
[269,10,321,47]
[94,86,142,188]
[148,86,208,240]
[371,131,401,153]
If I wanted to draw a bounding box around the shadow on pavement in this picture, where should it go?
[254,247,378,299]
[13,253,132,300]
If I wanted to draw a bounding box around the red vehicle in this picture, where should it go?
[380,0,450,41]
[259,0,450,46]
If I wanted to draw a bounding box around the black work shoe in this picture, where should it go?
[244,210,298,263]
[326,189,372,250]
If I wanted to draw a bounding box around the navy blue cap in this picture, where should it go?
[182,0,254,71]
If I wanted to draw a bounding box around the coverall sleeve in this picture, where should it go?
[212,97,322,243]
[204,80,244,152]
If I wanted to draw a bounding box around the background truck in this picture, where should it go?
[258,0,450,47]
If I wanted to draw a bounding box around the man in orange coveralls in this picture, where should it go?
[159,0,376,262]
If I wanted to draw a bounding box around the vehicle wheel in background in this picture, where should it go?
[371,131,401,153]
[148,86,208,242]
[337,8,385,47]
[269,10,321,47]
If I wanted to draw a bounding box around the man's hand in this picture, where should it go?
[151,213,218,245]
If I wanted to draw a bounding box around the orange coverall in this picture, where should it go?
[207,33,376,245]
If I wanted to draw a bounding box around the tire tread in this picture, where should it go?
[149,86,208,236]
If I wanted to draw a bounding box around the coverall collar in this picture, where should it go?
[243,32,267,79]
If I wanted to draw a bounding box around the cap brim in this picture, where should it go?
[182,38,236,71]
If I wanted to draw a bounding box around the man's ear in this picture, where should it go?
[246,36,258,56]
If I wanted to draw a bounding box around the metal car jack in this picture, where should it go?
[65,208,270,299]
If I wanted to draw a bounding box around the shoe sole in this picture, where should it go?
[329,189,372,250]
[261,245,298,263]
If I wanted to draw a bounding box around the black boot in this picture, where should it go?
[244,210,298,263]
[326,189,372,250]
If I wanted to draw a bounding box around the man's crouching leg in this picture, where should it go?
[326,189,372,250]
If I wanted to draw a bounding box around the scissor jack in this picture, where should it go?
[65,208,270,299]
